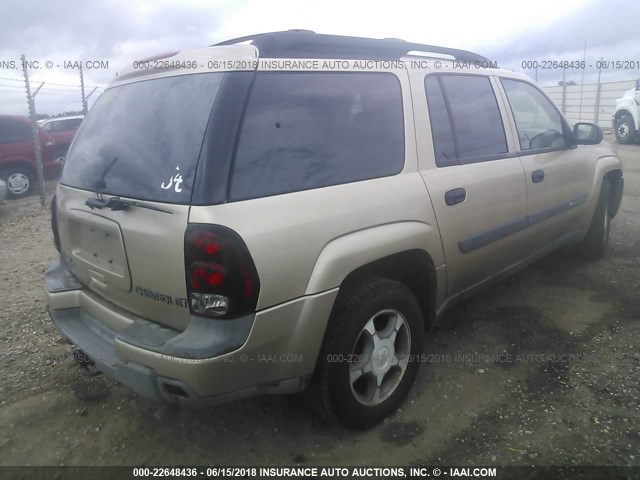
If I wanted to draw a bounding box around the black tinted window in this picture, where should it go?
[425,76,457,167]
[441,75,507,161]
[230,72,404,201]
[501,79,567,151]
[0,118,31,143]
[67,118,83,129]
[425,75,508,166]
[61,73,224,204]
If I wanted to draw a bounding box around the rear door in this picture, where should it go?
[496,77,593,249]
[413,72,529,297]
[57,72,225,330]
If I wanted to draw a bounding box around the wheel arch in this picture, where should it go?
[334,249,438,330]
[604,169,624,219]
[304,221,444,330]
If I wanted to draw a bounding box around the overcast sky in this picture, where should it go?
[1,0,638,115]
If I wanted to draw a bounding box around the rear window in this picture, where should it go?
[229,72,404,201]
[61,73,224,204]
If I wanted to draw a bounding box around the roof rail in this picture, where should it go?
[213,30,489,63]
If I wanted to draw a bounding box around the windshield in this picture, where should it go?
[61,73,224,204]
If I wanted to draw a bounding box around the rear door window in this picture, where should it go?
[425,74,508,165]
[61,73,224,204]
[425,76,457,167]
[230,72,404,201]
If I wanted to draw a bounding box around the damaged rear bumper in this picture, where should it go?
[45,259,337,406]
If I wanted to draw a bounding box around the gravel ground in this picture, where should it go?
[0,142,639,470]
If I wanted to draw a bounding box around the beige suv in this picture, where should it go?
[46,30,624,430]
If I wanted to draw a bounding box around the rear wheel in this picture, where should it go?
[3,167,34,198]
[309,278,424,430]
[615,114,636,144]
[580,179,611,259]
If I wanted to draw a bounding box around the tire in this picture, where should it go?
[309,278,424,430]
[2,167,34,199]
[614,114,636,144]
[580,179,611,259]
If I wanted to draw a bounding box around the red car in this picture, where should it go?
[39,115,84,159]
[0,115,62,198]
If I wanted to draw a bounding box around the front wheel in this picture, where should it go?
[615,115,636,144]
[309,278,424,430]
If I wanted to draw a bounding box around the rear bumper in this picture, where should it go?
[45,260,338,406]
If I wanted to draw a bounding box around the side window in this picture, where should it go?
[230,72,404,201]
[59,119,81,130]
[425,74,508,166]
[425,76,457,167]
[0,119,31,143]
[501,79,567,151]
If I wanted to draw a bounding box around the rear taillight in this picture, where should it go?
[184,225,260,319]
[51,195,61,252]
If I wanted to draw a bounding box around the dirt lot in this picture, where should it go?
[1,139,639,469]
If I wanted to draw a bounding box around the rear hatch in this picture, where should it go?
[56,70,226,330]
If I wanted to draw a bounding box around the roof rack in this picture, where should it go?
[213,30,489,63]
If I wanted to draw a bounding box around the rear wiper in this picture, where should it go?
[86,196,130,211]
[92,156,120,198]
[85,196,173,214]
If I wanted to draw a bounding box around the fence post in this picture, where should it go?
[594,62,603,125]
[79,63,88,115]
[561,68,567,114]
[21,54,47,206]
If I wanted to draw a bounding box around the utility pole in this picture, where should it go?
[79,63,88,115]
[595,58,603,125]
[21,54,47,206]
[578,41,587,122]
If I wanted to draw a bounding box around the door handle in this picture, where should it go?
[445,188,466,206]
[532,169,545,183]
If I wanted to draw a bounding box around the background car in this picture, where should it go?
[39,115,84,159]
[613,79,640,144]
[0,115,62,198]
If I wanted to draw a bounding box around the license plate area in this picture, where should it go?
[67,210,131,292]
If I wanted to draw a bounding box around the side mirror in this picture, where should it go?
[573,122,603,145]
